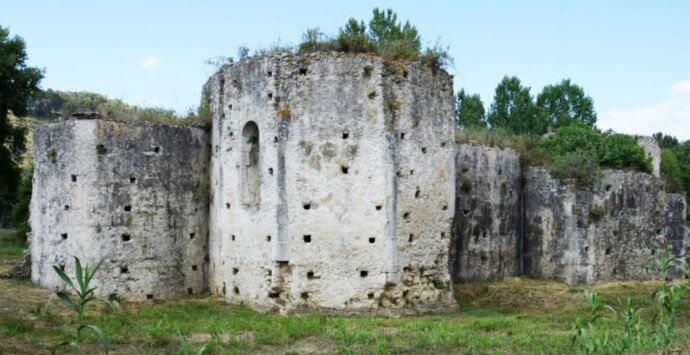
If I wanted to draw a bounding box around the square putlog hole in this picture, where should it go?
[121,234,131,242]
[123,205,132,212]
[71,175,77,182]
[146,294,154,300]
[307,271,315,279]
[360,270,369,278]
[303,235,312,243]
[129,177,136,183]
[369,237,376,244]
[60,233,68,240]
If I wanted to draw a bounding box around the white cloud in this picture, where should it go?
[599,80,690,140]
[140,55,159,71]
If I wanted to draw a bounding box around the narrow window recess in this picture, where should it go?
[71,175,77,182]
[303,235,312,243]
[368,237,376,244]
[267,71,272,77]
[274,136,278,143]
[400,132,405,140]
[226,203,231,209]
[408,234,414,242]
[231,235,236,241]
[421,147,427,154]
[233,287,240,295]
[228,104,233,110]
[121,234,131,242]
[360,270,369,278]
[266,235,271,242]
[189,233,195,239]
[187,288,193,295]
[129,177,136,183]
[410,170,414,175]
[415,188,420,198]
[124,205,132,212]
[268,167,274,175]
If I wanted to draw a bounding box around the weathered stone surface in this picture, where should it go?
[451,142,521,282]
[523,167,677,284]
[30,119,209,300]
[206,53,456,313]
[635,135,661,178]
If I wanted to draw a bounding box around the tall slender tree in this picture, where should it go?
[456,89,486,129]
[536,79,597,131]
[0,26,43,225]
[487,76,541,134]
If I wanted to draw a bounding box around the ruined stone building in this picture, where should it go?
[29,53,689,314]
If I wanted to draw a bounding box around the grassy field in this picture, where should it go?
[1,229,690,354]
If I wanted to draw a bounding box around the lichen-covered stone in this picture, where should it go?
[30,119,209,300]
[524,168,679,284]
[205,53,456,314]
[451,142,521,281]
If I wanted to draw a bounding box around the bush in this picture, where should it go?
[600,132,652,173]
[538,124,602,158]
[661,149,683,192]
[550,151,601,189]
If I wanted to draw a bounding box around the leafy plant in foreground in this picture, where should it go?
[42,256,114,354]
[571,249,687,353]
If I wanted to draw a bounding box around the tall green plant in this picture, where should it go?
[43,257,114,354]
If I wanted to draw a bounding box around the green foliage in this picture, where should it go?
[536,79,597,131]
[539,123,603,158]
[487,76,542,135]
[571,250,687,353]
[588,206,605,222]
[176,329,208,355]
[297,8,451,69]
[47,149,57,164]
[456,89,487,129]
[0,26,43,227]
[96,144,108,155]
[653,132,679,149]
[600,132,652,173]
[42,257,115,354]
[9,166,32,239]
[660,149,683,192]
[549,151,601,189]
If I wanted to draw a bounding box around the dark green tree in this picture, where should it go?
[456,89,486,129]
[10,166,32,238]
[536,79,597,131]
[487,76,541,134]
[653,132,679,149]
[368,8,421,59]
[0,26,43,226]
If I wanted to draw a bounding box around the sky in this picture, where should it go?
[2,1,689,139]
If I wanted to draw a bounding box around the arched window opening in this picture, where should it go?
[241,121,260,206]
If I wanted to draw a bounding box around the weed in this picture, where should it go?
[42,256,115,354]
[96,144,108,155]
[47,149,57,164]
[176,328,208,355]
[588,207,605,222]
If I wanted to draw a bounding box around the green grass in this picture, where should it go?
[2,232,690,353]
[0,229,25,258]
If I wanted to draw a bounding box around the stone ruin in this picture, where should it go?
[28,53,689,314]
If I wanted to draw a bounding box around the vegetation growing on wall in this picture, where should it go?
[655,132,690,223]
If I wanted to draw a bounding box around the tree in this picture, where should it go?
[456,89,486,129]
[368,8,421,59]
[536,79,597,131]
[487,76,541,135]
[653,132,679,149]
[0,26,43,225]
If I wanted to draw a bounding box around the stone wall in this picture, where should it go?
[451,142,521,281]
[30,119,209,300]
[451,142,688,285]
[206,53,455,313]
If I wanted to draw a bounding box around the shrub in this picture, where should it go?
[538,123,603,158]
[549,151,601,189]
[600,132,652,173]
[660,149,683,192]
